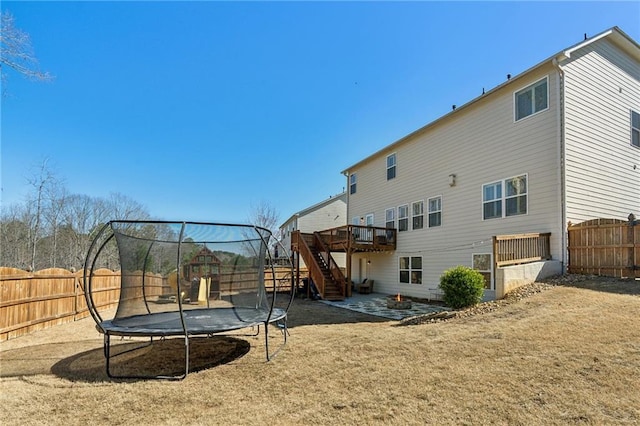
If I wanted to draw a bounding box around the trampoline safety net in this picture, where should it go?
[83,220,294,379]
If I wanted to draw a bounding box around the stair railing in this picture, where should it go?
[292,231,326,296]
[313,232,347,298]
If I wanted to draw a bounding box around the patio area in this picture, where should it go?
[320,292,449,320]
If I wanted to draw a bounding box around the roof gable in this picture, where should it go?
[342,26,639,175]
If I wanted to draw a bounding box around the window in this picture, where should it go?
[632,110,640,148]
[386,153,396,180]
[399,256,422,284]
[483,175,527,220]
[365,213,374,226]
[398,205,409,231]
[412,201,424,230]
[515,77,548,121]
[473,254,492,289]
[428,196,442,227]
[505,175,527,216]
[349,173,357,194]
[385,208,395,229]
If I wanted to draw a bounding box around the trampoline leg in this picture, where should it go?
[265,316,289,361]
[183,335,190,379]
[104,334,114,378]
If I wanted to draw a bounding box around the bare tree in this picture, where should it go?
[0,204,30,268]
[24,159,61,271]
[0,10,52,90]
[247,200,282,252]
[107,193,150,220]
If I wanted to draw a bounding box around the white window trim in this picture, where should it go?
[472,253,494,290]
[411,200,424,230]
[386,153,397,181]
[427,195,442,228]
[398,204,409,232]
[482,174,528,220]
[631,110,640,148]
[513,76,549,122]
[365,213,374,226]
[385,208,395,229]
[399,255,423,285]
[349,173,357,194]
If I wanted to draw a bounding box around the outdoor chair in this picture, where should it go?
[357,278,374,294]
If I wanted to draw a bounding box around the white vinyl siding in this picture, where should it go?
[346,64,561,299]
[562,38,640,222]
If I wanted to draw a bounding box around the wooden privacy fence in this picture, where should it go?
[0,266,299,342]
[568,218,639,278]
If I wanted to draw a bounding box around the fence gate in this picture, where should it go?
[568,217,639,278]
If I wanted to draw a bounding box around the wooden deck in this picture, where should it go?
[315,225,397,253]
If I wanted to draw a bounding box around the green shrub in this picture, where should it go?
[439,266,485,309]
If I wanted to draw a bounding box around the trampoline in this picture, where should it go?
[83,220,294,380]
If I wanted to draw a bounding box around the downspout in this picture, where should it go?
[342,171,352,297]
[552,57,567,272]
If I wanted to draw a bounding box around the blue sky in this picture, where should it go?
[2,1,639,225]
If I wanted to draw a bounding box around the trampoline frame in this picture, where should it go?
[83,220,295,380]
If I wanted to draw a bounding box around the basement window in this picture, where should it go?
[399,256,422,284]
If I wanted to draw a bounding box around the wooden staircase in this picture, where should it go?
[291,231,346,301]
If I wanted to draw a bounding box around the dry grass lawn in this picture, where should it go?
[1,277,639,425]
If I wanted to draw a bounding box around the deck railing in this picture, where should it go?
[316,225,396,251]
[493,233,551,267]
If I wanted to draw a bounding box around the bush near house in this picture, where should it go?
[439,266,485,309]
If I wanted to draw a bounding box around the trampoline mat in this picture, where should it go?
[100,307,287,337]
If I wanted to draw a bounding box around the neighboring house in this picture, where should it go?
[341,27,639,301]
[280,192,347,267]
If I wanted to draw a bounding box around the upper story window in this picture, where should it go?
[412,200,424,230]
[349,173,357,194]
[483,174,528,220]
[386,153,396,180]
[515,77,548,121]
[385,208,395,229]
[632,110,640,148]
[428,196,442,227]
[398,204,409,232]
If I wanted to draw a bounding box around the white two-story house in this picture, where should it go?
[342,27,639,301]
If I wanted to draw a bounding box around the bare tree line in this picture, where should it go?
[1,162,150,271]
[1,162,287,271]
